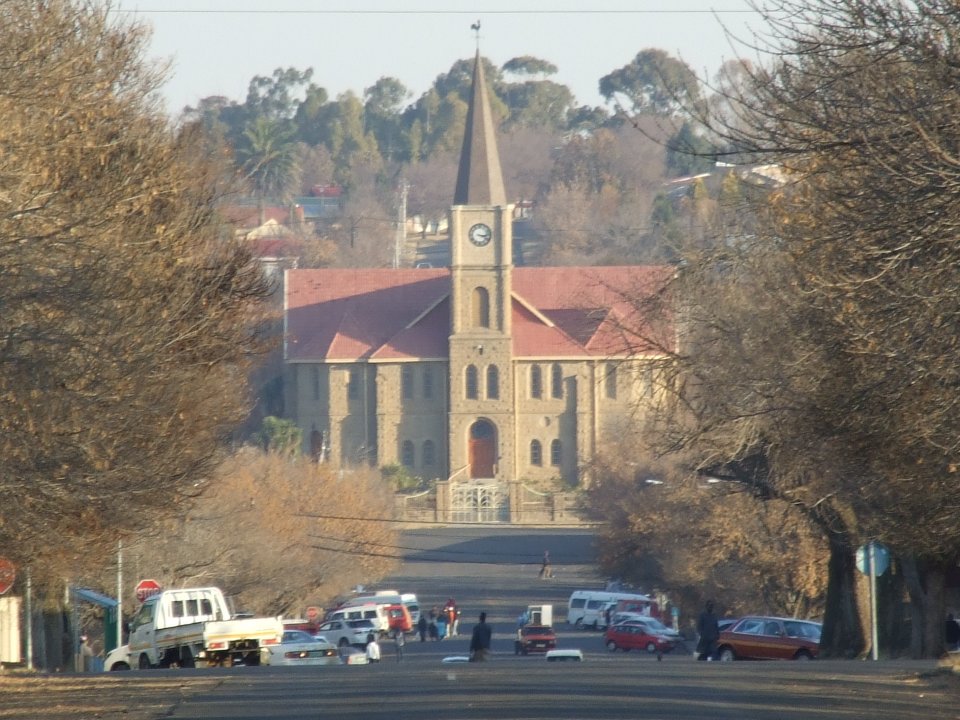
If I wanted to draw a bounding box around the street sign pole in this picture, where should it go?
[869,541,879,661]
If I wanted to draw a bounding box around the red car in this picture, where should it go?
[515,625,557,655]
[604,621,676,654]
[716,616,821,661]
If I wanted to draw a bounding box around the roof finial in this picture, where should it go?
[471,19,481,49]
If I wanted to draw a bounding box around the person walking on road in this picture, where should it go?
[696,600,720,661]
[417,614,428,642]
[469,611,492,662]
[539,550,553,579]
[365,635,381,663]
[394,628,405,661]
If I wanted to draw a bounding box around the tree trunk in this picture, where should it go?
[901,555,946,658]
[819,533,865,658]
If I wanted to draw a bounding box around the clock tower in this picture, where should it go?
[448,50,515,482]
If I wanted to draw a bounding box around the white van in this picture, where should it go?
[345,592,421,628]
[328,603,389,633]
[566,590,652,628]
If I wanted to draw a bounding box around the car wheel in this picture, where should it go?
[574,618,583,629]
[646,642,658,654]
[793,650,812,661]
[180,647,195,669]
[606,640,617,652]
[110,662,131,671]
[138,653,151,670]
[718,647,736,662]
[338,638,349,648]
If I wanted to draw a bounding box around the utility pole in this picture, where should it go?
[394,179,408,268]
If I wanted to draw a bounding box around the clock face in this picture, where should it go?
[468,223,492,247]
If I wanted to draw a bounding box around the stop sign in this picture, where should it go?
[0,558,15,595]
[135,579,162,603]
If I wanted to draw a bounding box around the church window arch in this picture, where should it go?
[487,365,500,399]
[422,439,435,466]
[530,365,542,399]
[530,440,543,466]
[550,439,562,466]
[401,440,415,468]
[465,365,479,399]
[472,287,490,328]
[551,363,563,399]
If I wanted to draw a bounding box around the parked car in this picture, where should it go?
[314,618,377,648]
[716,616,821,661]
[611,614,681,640]
[339,646,370,665]
[262,630,340,667]
[515,625,557,655]
[604,621,676,654]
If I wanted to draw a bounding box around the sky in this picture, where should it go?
[111,1,766,117]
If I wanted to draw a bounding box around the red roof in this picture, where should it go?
[285,266,673,362]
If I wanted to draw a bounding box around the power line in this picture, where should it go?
[116,9,756,16]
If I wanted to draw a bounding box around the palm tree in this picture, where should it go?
[236,117,300,224]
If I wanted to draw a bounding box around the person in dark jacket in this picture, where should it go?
[696,600,720,661]
[469,612,493,661]
[417,614,428,642]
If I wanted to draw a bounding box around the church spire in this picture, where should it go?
[453,50,507,206]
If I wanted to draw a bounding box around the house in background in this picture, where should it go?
[282,51,673,518]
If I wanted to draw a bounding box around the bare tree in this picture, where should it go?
[0,0,270,583]
[126,449,398,616]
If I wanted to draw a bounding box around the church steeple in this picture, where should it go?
[453,50,507,206]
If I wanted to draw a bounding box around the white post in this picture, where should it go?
[869,541,879,661]
[116,540,123,647]
[25,568,32,670]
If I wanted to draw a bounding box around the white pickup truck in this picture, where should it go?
[110,587,282,669]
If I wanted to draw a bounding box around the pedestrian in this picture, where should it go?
[539,550,552,579]
[453,608,461,636]
[469,611,492,662]
[696,600,720,661]
[446,604,457,637]
[437,613,447,640]
[394,628,405,661]
[429,619,438,641]
[417,613,428,642]
[365,634,381,663]
[79,634,94,672]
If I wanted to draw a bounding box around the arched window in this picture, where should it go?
[605,363,617,400]
[486,365,499,399]
[402,365,414,399]
[422,440,435,466]
[530,365,542,399]
[348,368,360,400]
[550,439,562,466]
[465,365,479,399]
[551,363,563,399]
[401,440,415,468]
[423,367,434,399]
[530,440,543,466]
[472,286,490,328]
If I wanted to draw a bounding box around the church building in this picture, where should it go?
[283,52,672,493]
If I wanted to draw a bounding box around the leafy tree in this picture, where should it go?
[502,56,559,77]
[254,416,302,455]
[0,0,270,582]
[245,66,316,121]
[600,48,702,116]
[364,77,410,163]
[236,116,301,223]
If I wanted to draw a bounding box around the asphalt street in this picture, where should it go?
[153,526,957,720]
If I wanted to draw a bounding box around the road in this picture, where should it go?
[153,526,957,720]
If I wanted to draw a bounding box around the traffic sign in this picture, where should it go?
[0,558,15,595]
[856,543,890,576]
[135,579,162,603]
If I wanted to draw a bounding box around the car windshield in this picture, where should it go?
[522,626,554,636]
[282,630,321,643]
[643,618,671,632]
[347,620,374,628]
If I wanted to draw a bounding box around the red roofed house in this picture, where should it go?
[284,52,672,518]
